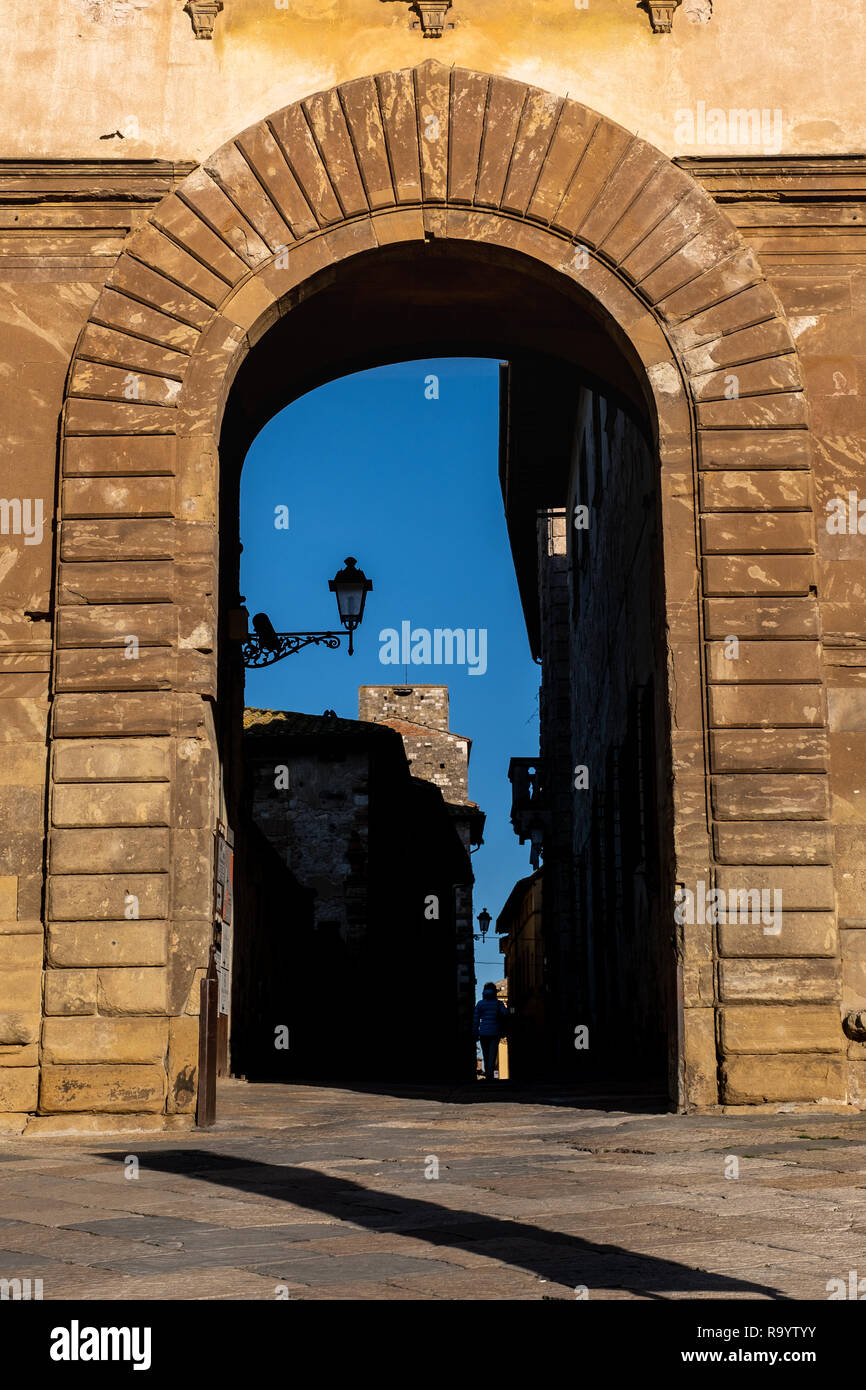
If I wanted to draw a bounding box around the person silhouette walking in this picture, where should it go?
[473,982,508,1081]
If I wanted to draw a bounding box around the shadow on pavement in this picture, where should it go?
[97,1149,787,1299]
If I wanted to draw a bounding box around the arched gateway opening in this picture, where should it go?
[46,62,827,1123]
[219,247,672,1095]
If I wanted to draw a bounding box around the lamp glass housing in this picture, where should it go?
[329,557,372,630]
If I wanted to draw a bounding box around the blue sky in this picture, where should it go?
[240,357,540,986]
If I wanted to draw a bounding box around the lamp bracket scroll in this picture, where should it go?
[242,631,344,669]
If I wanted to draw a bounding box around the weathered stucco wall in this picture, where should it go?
[2,0,862,162]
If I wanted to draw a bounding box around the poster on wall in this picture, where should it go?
[215,824,234,927]
[213,823,234,1018]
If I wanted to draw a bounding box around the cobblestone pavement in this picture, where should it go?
[0,1078,864,1300]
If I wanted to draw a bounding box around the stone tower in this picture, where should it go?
[359,685,469,805]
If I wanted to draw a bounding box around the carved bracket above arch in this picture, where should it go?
[184,0,223,39]
[641,0,681,32]
[412,0,453,35]
[640,0,713,30]
[388,0,453,36]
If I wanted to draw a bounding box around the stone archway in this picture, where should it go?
[44,60,831,1122]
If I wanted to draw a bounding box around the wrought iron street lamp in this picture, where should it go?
[328,557,373,654]
[242,557,373,668]
[477,907,492,942]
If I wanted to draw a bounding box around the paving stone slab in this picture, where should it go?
[64,1215,357,1247]
[249,1253,463,1285]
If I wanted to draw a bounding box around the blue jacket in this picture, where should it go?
[474,986,508,1038]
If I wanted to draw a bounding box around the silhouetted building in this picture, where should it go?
[240,705,480,1080]
[501,365,674,1091]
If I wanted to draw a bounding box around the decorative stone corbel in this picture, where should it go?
[411,1,453,37]
[641,0,682,32]
[184,0,223,39]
